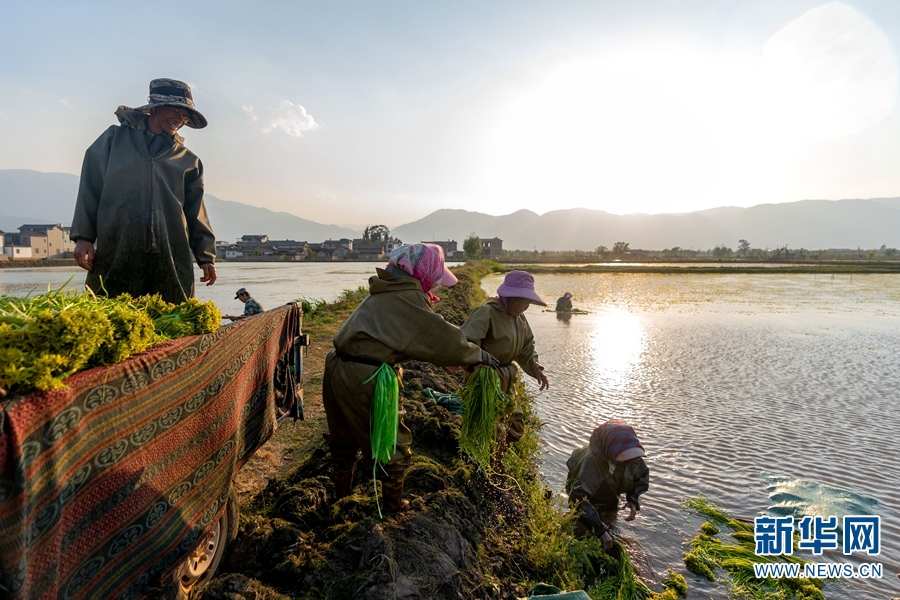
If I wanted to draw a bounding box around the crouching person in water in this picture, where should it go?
[323,243,499,514]
[461,270,549,469]
[566,420,650,550]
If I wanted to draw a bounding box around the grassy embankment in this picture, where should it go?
[212,261,689,600]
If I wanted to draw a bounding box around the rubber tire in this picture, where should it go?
[172,485,239,599]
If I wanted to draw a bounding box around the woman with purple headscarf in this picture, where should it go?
[323,243,499,514]
[566,420,650,550]
[461,270,550,467]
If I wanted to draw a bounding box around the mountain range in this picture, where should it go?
[0,170,358,243]
[1,169,898,250]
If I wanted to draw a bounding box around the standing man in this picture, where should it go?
[225,288,264,321]
[70,78,217,304]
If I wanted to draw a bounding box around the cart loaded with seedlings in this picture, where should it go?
[0,290,308,599]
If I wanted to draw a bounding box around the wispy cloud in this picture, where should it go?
[0,108,6,117]
[243,100,318,137]
[60,99,73,109]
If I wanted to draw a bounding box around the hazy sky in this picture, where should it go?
[2,0,900,227]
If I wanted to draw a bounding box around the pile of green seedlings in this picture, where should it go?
[458,366,516,472]
[0,288,221,395]
[682,497,825,600]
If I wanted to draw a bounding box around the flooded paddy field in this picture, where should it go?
[483,271,900,599]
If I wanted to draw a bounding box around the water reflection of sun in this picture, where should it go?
[585,309,647,420]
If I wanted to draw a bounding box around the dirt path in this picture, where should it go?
[232,308,346,503]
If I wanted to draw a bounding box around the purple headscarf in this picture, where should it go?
[589,420,644,464]
[387,243,458,302]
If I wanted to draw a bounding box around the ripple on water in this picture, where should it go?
[485,272,900,600]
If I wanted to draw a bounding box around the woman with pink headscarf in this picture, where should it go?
[323,243,499,513]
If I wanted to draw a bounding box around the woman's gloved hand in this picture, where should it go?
[480,350,500,369]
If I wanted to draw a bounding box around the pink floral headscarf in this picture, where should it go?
[387,243,457,302]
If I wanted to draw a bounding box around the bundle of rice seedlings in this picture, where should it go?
[588,541,659,600]
[681,496,825,600]
[131,294,221,337]
[583,534,691,599]
[89,303,157,366]
[0,288,221,395]
[365,362,399,518]
[458,366,514,471]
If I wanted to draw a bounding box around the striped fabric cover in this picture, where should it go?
[0,304,301,600]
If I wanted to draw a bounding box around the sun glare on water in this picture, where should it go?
[583,309,647,421]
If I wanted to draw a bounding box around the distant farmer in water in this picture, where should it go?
[555,292,573,312]
[70,78,217,304]
[323,243,499,514]
[225,288,264,321]
[566,420,650,551]
[461,270,549,468]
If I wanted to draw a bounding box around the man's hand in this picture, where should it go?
[200,263,217,286]
[623,501,638,522]
[534,368,549,391]
[600,531,613,551]
[74,239,95,271]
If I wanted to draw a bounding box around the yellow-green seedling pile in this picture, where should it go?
[0,289,220,395]
[682,497,825,600]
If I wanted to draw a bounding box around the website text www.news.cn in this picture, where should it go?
[752,515,883,580]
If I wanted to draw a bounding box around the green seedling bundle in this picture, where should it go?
[0,289,221,395]
[459,366,515,471]
[682,497,825,600]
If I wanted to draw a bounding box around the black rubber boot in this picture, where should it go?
[380,466,410,514]
[329,443,359,500]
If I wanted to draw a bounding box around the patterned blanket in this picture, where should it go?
[0,304,302,600]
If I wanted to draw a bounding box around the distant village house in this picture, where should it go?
[421,240,464,260]
[1,224,75,261]
[215,234,311,261]
[481,237,503,258]
[216,234,406,261]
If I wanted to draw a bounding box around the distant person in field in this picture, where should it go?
[70,78,217,304]
[555,292,573,312]
[461,270,549,469]
[566,420,650,551]
[225,288,264,321]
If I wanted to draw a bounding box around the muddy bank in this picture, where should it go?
[201,262,675,600]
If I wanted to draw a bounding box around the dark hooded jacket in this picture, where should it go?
[323,268,485,469]
[565,444,650,537]
[70,108,216,303]
[460,297,542,394]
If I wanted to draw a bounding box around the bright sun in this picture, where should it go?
[476,2,897,216]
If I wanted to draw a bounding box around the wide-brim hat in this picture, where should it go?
[615,447,646,462]
[497,270,547,306]
[438,263,458,287]
[132,78,208,129]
